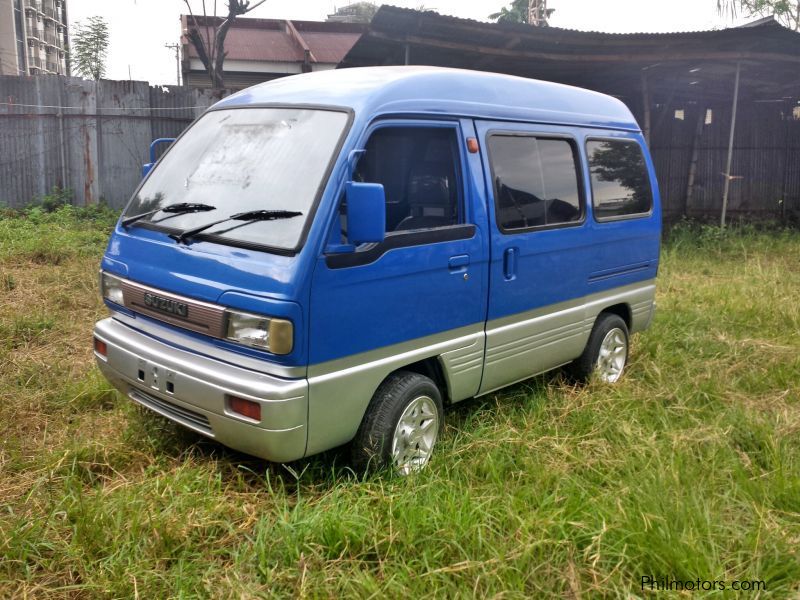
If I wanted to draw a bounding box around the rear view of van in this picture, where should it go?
[93,67,660,474]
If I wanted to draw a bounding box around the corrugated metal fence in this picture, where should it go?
[1,75,799,222]
[647,100,800,223]
[0,76,227,209]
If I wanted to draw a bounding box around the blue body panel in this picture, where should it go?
[474,121,661,323]
[102,226,308,367]
[102,66,658,374]
[308,117,489,367]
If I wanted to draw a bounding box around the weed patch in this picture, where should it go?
[0,217,799,597]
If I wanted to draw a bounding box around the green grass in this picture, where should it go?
[1,212,799,598]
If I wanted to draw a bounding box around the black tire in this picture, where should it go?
[567,313,629,383]
[351,371,444,474]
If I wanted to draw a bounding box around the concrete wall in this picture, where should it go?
[3,74,799,223]
[0,75,227,209]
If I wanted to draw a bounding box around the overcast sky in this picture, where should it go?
[67,0,754,85]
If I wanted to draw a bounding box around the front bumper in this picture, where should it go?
[94,317,308,462]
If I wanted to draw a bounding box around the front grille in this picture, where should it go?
[129,388,214,437]
[120,279,227,338]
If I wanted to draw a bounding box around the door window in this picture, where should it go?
[487,135,583,231]
[353,126,463,233]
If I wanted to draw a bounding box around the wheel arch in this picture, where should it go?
[388,356,451,405]
[598,302,632,330]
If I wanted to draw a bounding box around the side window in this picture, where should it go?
[353,126,462,233]
[586,139,652,220]
[487,135,582,231]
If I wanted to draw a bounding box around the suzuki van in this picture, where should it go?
[93,67,660,474]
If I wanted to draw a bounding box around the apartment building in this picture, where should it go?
[0,0,69,76]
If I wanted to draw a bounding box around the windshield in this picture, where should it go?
[123,107,349,251]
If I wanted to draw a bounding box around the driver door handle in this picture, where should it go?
[449,254,470,271]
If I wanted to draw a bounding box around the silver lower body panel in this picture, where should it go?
[305,324,484,457]
[479,280,656,394]
[94,279,656,462]
[94,317,308,462]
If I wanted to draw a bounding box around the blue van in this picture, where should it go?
[94,67,660,473]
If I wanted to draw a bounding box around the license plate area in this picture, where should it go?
[136,357,177,396]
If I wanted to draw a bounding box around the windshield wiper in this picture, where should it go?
[169,209,303,244]
[121,202,216,229]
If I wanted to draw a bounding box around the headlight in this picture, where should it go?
[100,271,125,305]
[225,309,293,355]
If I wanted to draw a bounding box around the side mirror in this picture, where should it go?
[346,182,386,246]
[141,138,176,180]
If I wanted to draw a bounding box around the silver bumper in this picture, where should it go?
[93,317,308,462]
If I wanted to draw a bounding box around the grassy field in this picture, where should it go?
[1,207,799,598]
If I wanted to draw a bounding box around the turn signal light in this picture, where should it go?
[94,337,107,357]
[228,395,261,421]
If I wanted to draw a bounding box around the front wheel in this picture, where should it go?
[351,371,443,475]
[568,313,629,383]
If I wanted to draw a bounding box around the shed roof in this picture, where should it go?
[340,6,800,104]
[214,65,640,131]
[181,16,364,65]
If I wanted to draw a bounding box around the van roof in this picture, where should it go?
[214,66,641,132]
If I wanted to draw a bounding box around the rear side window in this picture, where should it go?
[487,135,583,231]
[586,139,652,220]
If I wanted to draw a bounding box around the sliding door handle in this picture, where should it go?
[503,247,518,280]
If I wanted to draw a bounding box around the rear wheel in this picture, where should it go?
[351,371,443,474]
[568,313,629,383]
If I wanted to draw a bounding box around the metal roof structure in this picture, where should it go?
[340,7,800,105]
[335,7,800,225]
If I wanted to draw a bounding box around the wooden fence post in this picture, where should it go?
[720,62,741,228]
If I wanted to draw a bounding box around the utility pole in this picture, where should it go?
[165,43,181,86]
[528,0,551,26]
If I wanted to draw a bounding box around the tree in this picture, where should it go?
[183,0,268,89]
[717,0,800,30]
[489,0,528,23]
[71,16,109,80]
[489,0,555,25]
